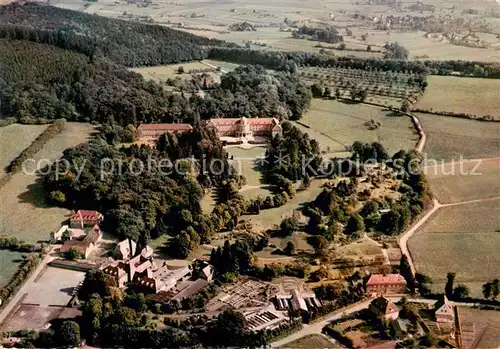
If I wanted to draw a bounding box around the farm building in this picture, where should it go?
[275,289,321,312]
[58,224,103,259]
[137,123,193,142]
[366,274,407,295]
[206,117,282,142]
[369,296,399,320]
[434,295,454,323]
[243,304,289,331]
[69,210,103,229]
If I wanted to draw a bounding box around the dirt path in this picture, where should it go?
[399,195,500,275]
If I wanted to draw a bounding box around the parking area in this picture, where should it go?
[2,305,62,332]
[24,267,85,306]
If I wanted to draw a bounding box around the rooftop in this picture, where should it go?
[367,274,407,286]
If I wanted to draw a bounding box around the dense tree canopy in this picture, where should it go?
[0,3,229,67]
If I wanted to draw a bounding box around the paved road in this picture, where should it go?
[271,299,374,348]
[272,296,480,348]
[0,249,55,325]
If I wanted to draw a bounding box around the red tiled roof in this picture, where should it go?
[60,241,91,255]
[71,210,102,221]
[137,123,193,131]
[207,117,279,126]
[367,274,407,286]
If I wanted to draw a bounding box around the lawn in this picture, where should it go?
[416,76,500,118]
[226,146,266,186]
[417,198,500,233]
[0,250,24,288]
[0,122,95,242]
[0,124,47,175]
[417,113,500,162]
[281,334,339,348]
[408,232,500,284]
[300,100,419,155]
[201,60,240,72]
[425,158,500,203]
[129,61,210,83]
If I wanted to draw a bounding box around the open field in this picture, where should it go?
[0,250,23,288]
[299,99,418,155]
[337,236,383,260]
[417,199,500,233]
[130,61,211,83]
[458,307,500,349]
[0,124,47,175]
[226,146,266,186]
[281,334,339,348]
[408,232,500,285]
[202,60,240,72]
[416,76,500,118]
[347,30,500,62]
[0,123,95,242]
[418,113,500,162]
[425,158,500,203]
[53,0,500,62]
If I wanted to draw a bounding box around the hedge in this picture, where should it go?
[0,119,66,191]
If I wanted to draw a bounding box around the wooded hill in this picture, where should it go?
[0,39,198,124]
[0,3,231,67]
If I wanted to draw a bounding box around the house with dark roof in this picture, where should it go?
[69,210,103,229]
[434,295,454,323]
[369,296,400,320]
[366,274,407,295]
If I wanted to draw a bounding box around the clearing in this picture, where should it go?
[408,232,500,288]
[458,307,500,349]
[418,113,500,162]
[417,199,500,233]
[241,179,327,231]
[425,158,500,203]
[299,99,418,155]
[281,334,339,348]
[0,124,47,175]
[0,122,95,242]
[416,76,500,118]
[130,61,209,83]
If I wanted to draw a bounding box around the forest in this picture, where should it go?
[0,40,311,125]
[0,3,230,67]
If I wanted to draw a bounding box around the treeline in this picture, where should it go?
[0,119,66,191]
[0,40,311,125]
[7,119,66,173]
[202,65,311,120]
[265,121,321,181]
[411,107,498,122]
[0,3,230,67]
[0,235,40,253]
[208,47,500,78]
[293,25,344,44]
